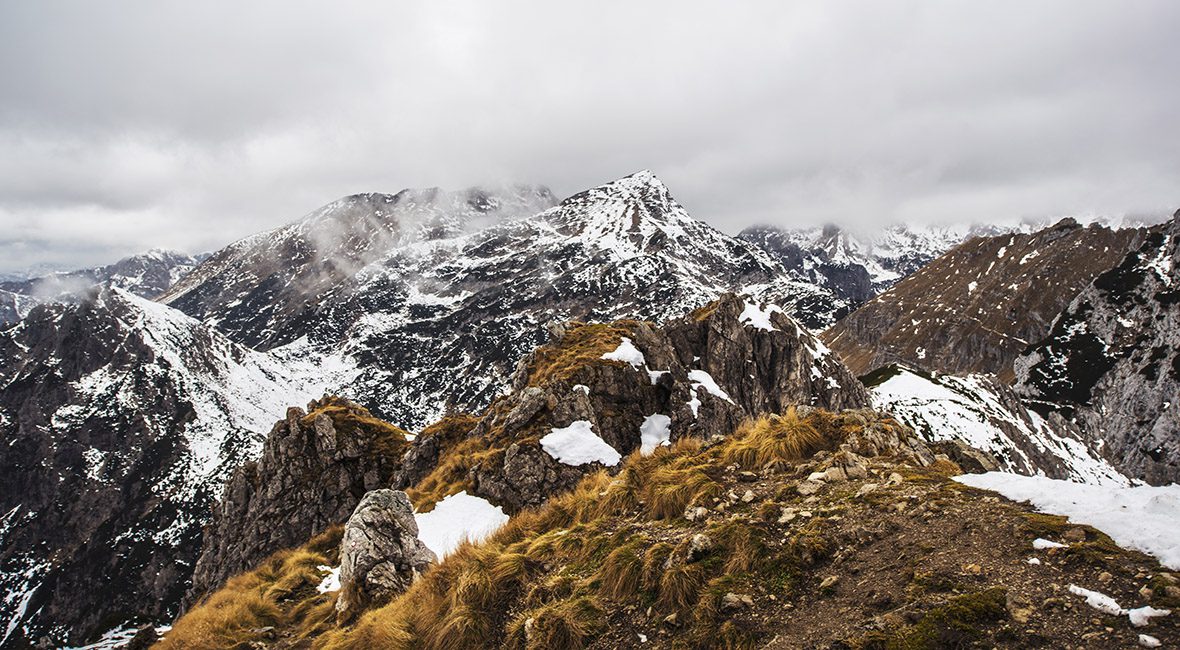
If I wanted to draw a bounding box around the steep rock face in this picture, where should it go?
[452,293,870,511]
[185,397,411,606]
[0,249,204,326]
[823,219,1144,380]
[1016,213,1180,484]
[865,365,1127,485]
[334,490,435,624]
[162,172,846,429]
[0,288,326,648]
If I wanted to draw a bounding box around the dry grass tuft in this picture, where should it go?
[723,410,836,469]
[597,537,646,601]
[159,527,342,650]
[505,596,605,650]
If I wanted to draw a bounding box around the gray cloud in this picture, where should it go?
[1,1,1177,271]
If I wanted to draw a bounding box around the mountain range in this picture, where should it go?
[0,172,1176,648]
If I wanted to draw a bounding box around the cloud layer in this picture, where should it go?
[1,1,1177,271]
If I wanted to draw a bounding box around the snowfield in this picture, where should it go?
[955,473,1180,569]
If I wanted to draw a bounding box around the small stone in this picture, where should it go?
[738,471,759,482]
[823,466,848,482]
[962,563,983,576]
[663,613,678,626]
[683,506,709,522]
[1139,586,1154,599]
[1006,593,1034,624]
[741,490,756,503]
[807,471,828,482]
[819,575,839,590]
[1140,633,1162,648]
[886,472,904,486]
[1164,585,1180,599]
[1063,527,1088,543]
[797,481,823,496]
[688,534,714,560]
[1097,571,1113,583]
[778,508,797,524]
[855,483,879,498]
[721,592,754,610]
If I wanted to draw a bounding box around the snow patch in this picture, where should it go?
[601,337,646,368]
[540,420,621,466]
[414,491,509,558]
[640,414,672,455]
[688,369,733,403]
[316,566,340,593]
[738,300,779,331]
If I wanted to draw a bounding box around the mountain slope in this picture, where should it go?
[822,219,1144,380]
[1016,211,1180,484]
[0,288,330,647]
[0,249,204,326]
[739,223,967,310]
[164,407,1180,649]
[164,172,844,429]
[865,364,1127,485]
[185,293,868,604]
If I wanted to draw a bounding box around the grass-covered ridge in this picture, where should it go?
[163,409,1180,649]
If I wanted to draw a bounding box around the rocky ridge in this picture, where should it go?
[161,171,849,430]
[186,292,869,605]
[823,218,1144,380]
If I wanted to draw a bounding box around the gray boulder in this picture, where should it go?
[335,489,437,623]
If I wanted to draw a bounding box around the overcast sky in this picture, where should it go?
[1,1,1177,272]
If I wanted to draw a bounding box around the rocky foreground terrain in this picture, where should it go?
[145,294,1176,649]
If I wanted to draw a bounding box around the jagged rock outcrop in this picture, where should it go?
[824,219,1144,380]
[452,293,871,511]
[1016,211,1180,484]
[186,397,410,606]
[335,490,435,623]
[0,288,321,648]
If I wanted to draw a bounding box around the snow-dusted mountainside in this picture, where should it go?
[165,171,844,429]
[823,219,1145,380]
[0,249,204,326]
[1016,211,1180,485]
[739,223,968,309]
[865,364,1127,485]
[160,186,559,348]
[0,288,331,647]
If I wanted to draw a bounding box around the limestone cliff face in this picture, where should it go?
[823,219,1144,381]
[1016,212,1180,484]
[185,397,410,606]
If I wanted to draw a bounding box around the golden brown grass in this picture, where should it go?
[723,409,836,469]
[159,526,343,650]
[300,397,412,461]
[523,321,642,387]
[406,436,502,512]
